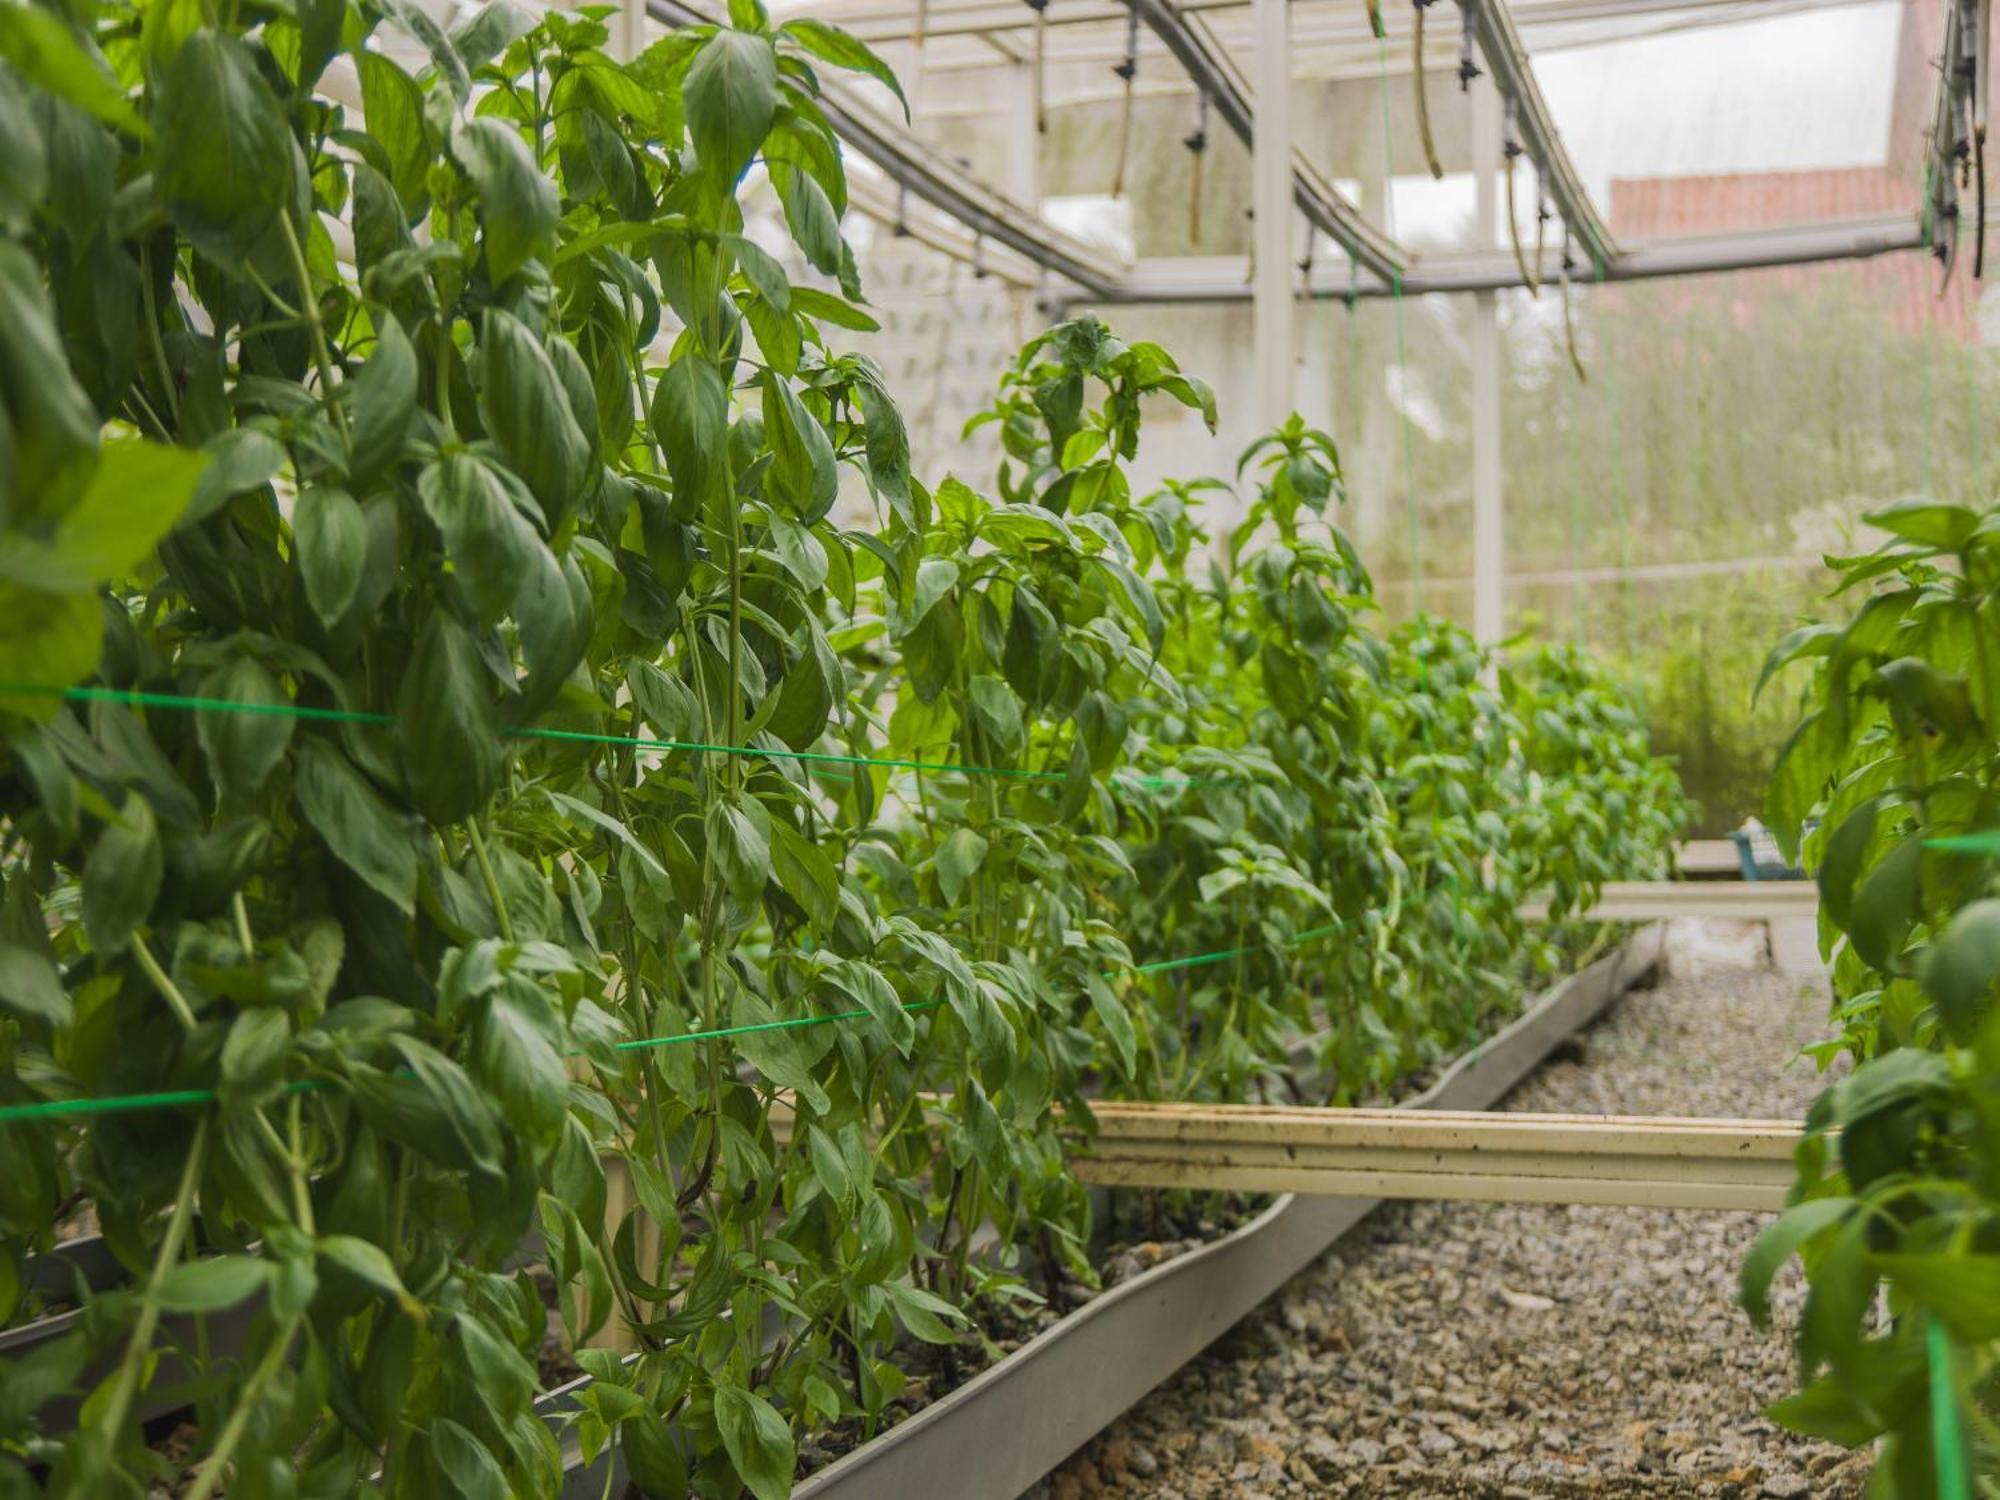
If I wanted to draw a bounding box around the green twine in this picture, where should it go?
[1598,300,1642,699]
[0,1001,944,1125]
[1925,830,2000,854]
[1564,327,1586,645]
[1374,33,1425,620]
[1125,920,1346,978]
[0,905,1433,1127]
[0,682,1220,792]
[1928,1315,1973,1500]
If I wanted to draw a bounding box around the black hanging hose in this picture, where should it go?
[1535,179,1551,295]
[1111,8,1139,199]
[1561,233,1587,385]
[1974,0,1991,276]
[1503,97,1537,296]
[1185,91,1209,243]
[1028,0,1049,134]
[1414,0,1443,179]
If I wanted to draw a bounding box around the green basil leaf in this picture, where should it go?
[451,118,557,284]
[0,239,100,516]
[705,799,769,905]
[711,1382,793,1500]
[683,29,776,183]
[622,1409,690,1499]
[469,978,567,1146]
[648,352,730,515]
[1739,1200,1853,1329]
[82,794,162,957]
[0,944,70,1028]
[155,1254,274,1314]
[0,585,103,702]
[358,53,431,215]
[779,19,907,119]
[396,612,501,824]
[316,1233,419,1315]
[1922,898,2000,1041]
[155,29,296,263]
[0,5,148,137]
[417,454,542,627]
[219,1005,292,1108]
[293,485,368,628]
[427,1416,508,1500]
[196,655,292,807]
[933,827,987,908]
[50,439,207,585]
[293,738,416,915]
[760,372,836,519]
[343,314,417,480]
[477,309,590,528]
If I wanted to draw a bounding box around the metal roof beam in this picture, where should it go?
[1464,0,1616,268]
[782,0,1867,50]
[1077,210,1926,302]
[1126,0,1407,283]
[648,0,1124,297]
[1921,0,1974,281]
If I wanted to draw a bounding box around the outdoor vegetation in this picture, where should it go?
[0,0,1691,1495]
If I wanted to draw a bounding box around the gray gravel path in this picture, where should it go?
[1040,922,1870,1500]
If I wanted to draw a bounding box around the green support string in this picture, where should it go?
[0,846,1590,1130]
[1928,1315,1973,1500]
[1564,325,1586,645]
[0,1000,944,1125]
[0,682,1224,792]
[1371,32,1426,621]
[1598,291,1643,698]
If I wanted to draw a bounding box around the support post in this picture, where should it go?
[615,0,645,63]
[1251,0,1292,430]
[1007,60,1039,208]
[1470,67,1504,647]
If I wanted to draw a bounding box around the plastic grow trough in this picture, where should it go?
[542,924,1666,1499]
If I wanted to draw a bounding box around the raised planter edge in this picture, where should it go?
[788,923,1668,1500]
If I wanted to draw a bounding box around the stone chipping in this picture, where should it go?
[1035,920,1874,1500]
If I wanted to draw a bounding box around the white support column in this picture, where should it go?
[1470,67,1504,646]
[1251,0,1292,430]
[614,0,645,63]
[1006,61,1040,208]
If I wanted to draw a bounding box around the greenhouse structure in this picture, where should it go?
[0,0,1996,1495]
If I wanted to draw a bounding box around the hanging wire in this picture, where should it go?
[1534,177,1552,297]
[1564,298,1587,645]
[0,910,1391,1126]
[1502,97,1537,298]
[1412,0,1444,179]
[0,683,1228,791]
[1184,91,1210,243]
[1374,34,1426,619]
[1559,229,1586,385]
[1111,7,1140,199]
[1972,0,1990,277]
[1595,262,1643,698]
[1027,0,1050,135]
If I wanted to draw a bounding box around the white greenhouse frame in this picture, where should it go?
[633,0,1978,641]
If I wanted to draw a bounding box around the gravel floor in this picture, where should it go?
[1038,921,1871,1500]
